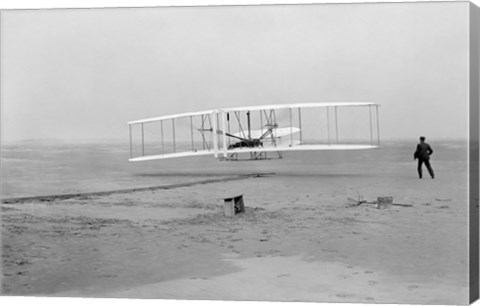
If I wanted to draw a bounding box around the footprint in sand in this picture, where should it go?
[33,245,50,250]
[266,250,280,255]
[29,256,47,263]
[336,293,355,299]
[127,247,142,251]
[15,260,30,266]
[435,198,452,202]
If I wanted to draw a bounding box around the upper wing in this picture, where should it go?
[221,102,377,113]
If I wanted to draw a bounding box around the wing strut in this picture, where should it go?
[376,105,381,145]
[213,113,219,158]
[326,107,331,144]
[369,105,373,145]
[172,119,176,153]
[227,112,231,147]
[335,106,339,144]
[160,120,164,154]
[247,111,251,140]
[201,115,205,150]
[141,123,145,156]
[190,116,194,151]
[129,125,133,159]
[221,111,227,157]
[298,107,303,144]
[260,110,264,137]
[289,108,293,146]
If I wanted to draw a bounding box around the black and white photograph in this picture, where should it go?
[1,1,479,305]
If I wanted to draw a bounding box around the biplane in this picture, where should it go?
[127,102,380,162]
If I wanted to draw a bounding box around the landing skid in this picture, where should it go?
[223,151,283,161]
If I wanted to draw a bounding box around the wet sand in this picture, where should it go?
[1,158,470,304]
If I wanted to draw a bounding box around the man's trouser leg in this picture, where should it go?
[424,159,435,178]
[417,160,423,178]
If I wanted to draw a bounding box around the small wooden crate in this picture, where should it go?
[224,195,245,217]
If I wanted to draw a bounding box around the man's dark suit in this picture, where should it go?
[414,142,435,179]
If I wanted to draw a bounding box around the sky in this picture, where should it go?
[0,1,471,143]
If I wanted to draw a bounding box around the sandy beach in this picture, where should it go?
[0,141,470,304]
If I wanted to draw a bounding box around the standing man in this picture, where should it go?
[414,136,435,179]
